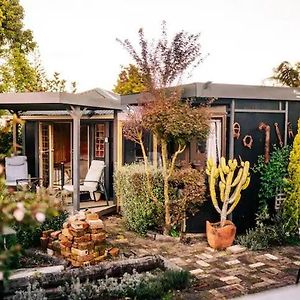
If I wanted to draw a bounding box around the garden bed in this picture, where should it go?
[3,254,186,299]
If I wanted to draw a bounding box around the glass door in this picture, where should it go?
[38,122,54,187]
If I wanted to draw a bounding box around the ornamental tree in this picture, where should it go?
[118,22,210,234]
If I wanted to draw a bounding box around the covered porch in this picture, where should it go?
[0,88,122,213]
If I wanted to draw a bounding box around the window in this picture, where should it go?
[95,124,105,158]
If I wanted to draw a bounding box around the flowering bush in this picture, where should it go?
[0,177,62,280]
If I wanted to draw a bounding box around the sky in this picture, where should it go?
[20,0,300,92]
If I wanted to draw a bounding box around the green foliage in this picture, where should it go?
[12,210,68,248]
[283,119,300,233]
[12,282,47,300]
[0,0,36,54]
[170,166,207,227]
[115,163,206,234]
[253,145,291,211]
[237,206,297,250]
[271,61,300,87]
[113,64,146,95]
[13,269,190,300]
[238,145,300,250]
[114,164,164,234]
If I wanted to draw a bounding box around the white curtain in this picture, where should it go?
[206,120,221,164]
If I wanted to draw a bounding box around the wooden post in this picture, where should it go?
[69,106,83,213]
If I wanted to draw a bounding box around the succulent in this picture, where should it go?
[206,157,250,227]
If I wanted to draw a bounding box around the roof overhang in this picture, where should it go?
[120,82,300,105]
[0,88,122,112]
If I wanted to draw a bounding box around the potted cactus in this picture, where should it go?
[205,157,250,249]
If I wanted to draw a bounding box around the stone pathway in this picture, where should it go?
[170,245,300,299]
[104,216,300,299]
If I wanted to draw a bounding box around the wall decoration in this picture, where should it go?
[259,122,270,163]
[287,122,294,139]
[274,123,283,147]
[242,135,253,149]
[233,122,241,139]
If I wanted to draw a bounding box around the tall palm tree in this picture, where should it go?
[271,61,300,87]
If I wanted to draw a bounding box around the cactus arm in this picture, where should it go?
[219,181,225,202]
[231,168,243,187]
[206,164,222,214]
[219,167,226,184]
[228,162,250,204]
[227,194,241,215]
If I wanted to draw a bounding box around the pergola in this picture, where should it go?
[0,88,122,213]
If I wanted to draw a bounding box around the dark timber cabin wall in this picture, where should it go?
[120,84,300,233]
[187,97,300,234]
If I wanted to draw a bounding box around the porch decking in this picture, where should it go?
[65,199,116,216]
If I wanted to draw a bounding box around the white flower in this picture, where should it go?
[35,212,46,223]
[13,208,25,222]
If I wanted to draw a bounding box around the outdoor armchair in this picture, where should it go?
[63,160,108,205]
[5,155,28,187]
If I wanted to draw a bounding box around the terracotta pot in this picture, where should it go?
[206,220,236,250]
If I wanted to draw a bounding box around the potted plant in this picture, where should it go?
[205,157,250,249]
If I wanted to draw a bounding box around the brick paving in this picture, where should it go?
[104,216,300,299]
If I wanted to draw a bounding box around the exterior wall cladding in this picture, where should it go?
[121,83,300,233]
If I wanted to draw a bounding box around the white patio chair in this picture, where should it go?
[63,160,108,204]
[5,155,28,187]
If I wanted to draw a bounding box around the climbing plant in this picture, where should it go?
[253,145,291,213]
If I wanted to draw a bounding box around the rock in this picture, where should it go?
[226,245,247,254]
[47,248,54,256]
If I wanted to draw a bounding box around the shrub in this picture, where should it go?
[253,145,290,212]
[114,164,164,234]
[170,166,206,231]
[283,119,300,234]
[12,269,190,300]
[12,210,68,248]
[115,163,206,235]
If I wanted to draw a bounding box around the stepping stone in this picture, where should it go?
[219,275,242,284]
[169,257,187,266]
[190,268,204,275]
[225,259,241,266]
[202,253,214,259]
[264,253,279,260]
[249,262,265,268]
[293,261,300,266]
[205,246,216,253]
[196,260,210,267]
[185,258,192,263]
[226,245,247,254]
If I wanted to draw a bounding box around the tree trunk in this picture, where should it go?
[220,200,229,227]
[161,140,171,235]
[139,137,158,203]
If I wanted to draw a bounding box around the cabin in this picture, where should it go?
[2,82,300,232]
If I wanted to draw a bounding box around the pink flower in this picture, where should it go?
[35,212,46,223]
[13,208,25,222]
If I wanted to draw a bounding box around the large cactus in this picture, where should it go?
[206,157,250,227]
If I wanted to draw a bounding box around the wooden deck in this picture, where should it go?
[65,199,117,216]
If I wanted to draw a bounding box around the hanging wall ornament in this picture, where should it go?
[243,135,253,149]
[287,122,294,139]
[233,122,241,139]
[258,122,270,163]
[274,123,283,147]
